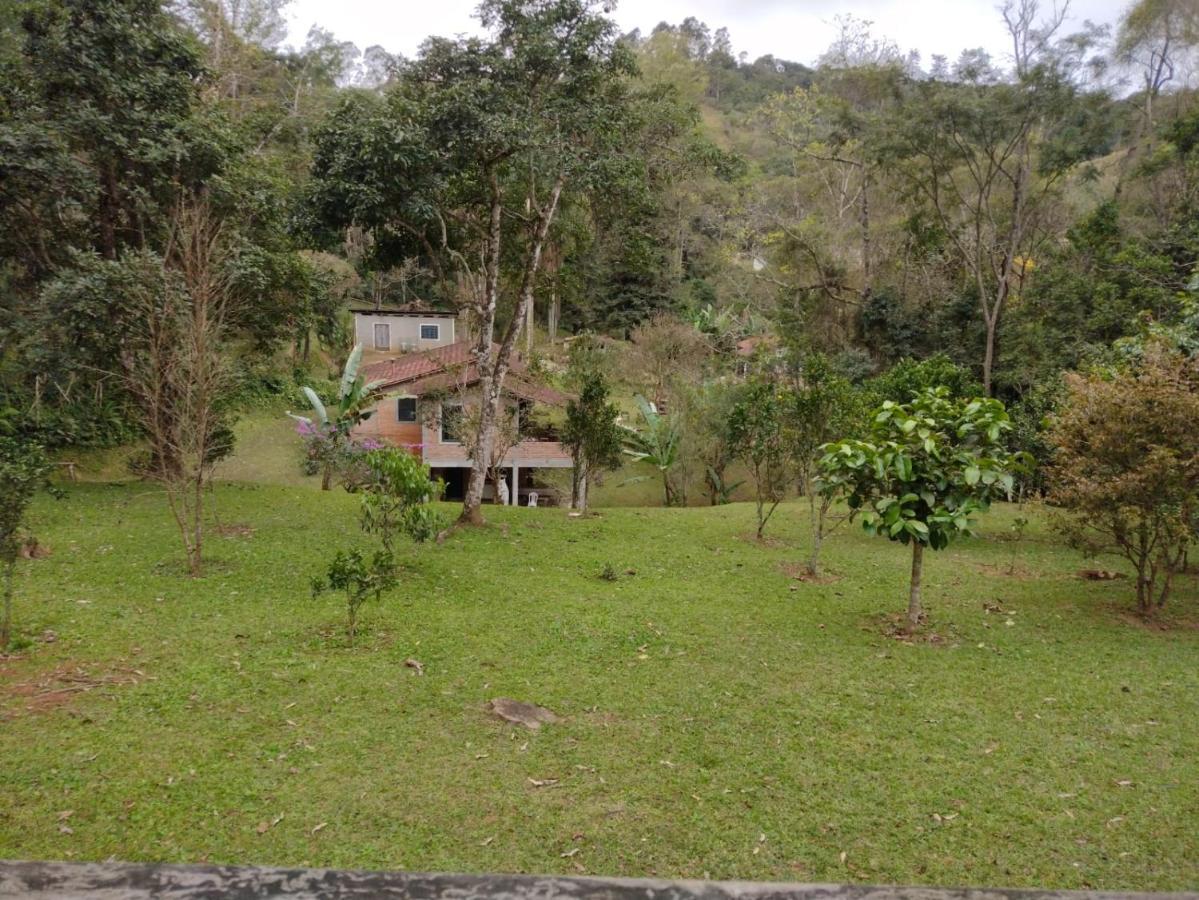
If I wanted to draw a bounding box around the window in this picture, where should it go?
[373,323,390,350]
[440,403,463,443]
[396,397,417,423]
[420,323,440,341]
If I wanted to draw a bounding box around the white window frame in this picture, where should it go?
[419,322,441,342]
[373,322,391,350]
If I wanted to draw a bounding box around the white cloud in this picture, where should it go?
[286,0,1126,70]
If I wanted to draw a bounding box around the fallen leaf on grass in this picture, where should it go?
[256,814,283,834]
[405,658,424,675]
[1115,780,1135,787]
[528,778,559,788]
[560,847,580,858]
[58,825,73,835]
[480,836,494,846]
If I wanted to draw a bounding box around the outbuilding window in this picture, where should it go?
[420,323,440,341]
[397,397,417,422]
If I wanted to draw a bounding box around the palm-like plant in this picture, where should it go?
[290,345,384,489]
[621,395,684,506]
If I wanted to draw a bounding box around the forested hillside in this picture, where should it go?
[1,0,1196,457]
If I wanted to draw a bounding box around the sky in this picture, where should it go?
[285,0,1130,71]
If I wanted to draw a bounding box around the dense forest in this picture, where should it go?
[0,0,1196,520]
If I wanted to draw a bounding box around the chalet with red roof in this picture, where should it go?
[354,341,572,506]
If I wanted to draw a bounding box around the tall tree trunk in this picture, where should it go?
[908,541,924,627]
[1,559,13,652]
[460,173,505,526]
[461,175,564,526]
[578,460,589,513]
[806,492,823,577]
[549,286,560,341]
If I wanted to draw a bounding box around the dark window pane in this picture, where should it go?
[397,398,417,422]
[420,324,440,340]
[441,403,462,442]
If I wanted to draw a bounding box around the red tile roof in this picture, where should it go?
[363,341,477,386]
[363,341,567,406]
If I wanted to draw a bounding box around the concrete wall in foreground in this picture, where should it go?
[1,861,1194,900]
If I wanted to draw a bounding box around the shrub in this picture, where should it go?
[1046,349,1199,615]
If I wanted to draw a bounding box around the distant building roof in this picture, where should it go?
[350,302,457,318]
[363,341,567,406]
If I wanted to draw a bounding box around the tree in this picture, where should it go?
[728,381,792,539]
[359,448,444,553]
[1114,0,1199,190]
[0,433,53,652]
[684,381,743,505]
[818,388,1025,627]
[1046,349,1199,615]
[290,345,383,490]
[120,199,240,576]
[880,2,1108,393]
[562,371,623,512]
[310,548,396,646]
[622,396,684,507]
[304,0,637,527]
[788,353,863,575]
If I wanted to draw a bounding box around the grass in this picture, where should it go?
[1,481,1196,890]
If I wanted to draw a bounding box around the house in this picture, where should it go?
[352,304,458,355]
[354,341,573,506]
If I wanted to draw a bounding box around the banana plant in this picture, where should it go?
[621,395,684,506]
[290,345,385,489]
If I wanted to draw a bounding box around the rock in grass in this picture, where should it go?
[486,698,559,730]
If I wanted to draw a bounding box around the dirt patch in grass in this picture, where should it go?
[215,522,255,538]
[0,662,144,719]
[778,562,841,584]
[739,532,787,548]
[867,612,960,645]
[1079,568,1126,581]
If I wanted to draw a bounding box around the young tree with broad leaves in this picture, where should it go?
[818,388,1026,627]
[622,396,684,508]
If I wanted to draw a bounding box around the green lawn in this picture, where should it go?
[1,482,1196,890]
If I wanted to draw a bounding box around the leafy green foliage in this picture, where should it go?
[621,396,684,507]
[561,370,623,511]
[290,345,383,489]
[819,388,1026,624]
[310,548,397,645]
[0,432,54,651]
[359,449,444,551]
[820,388,1025,551]
[727,380,792,538]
